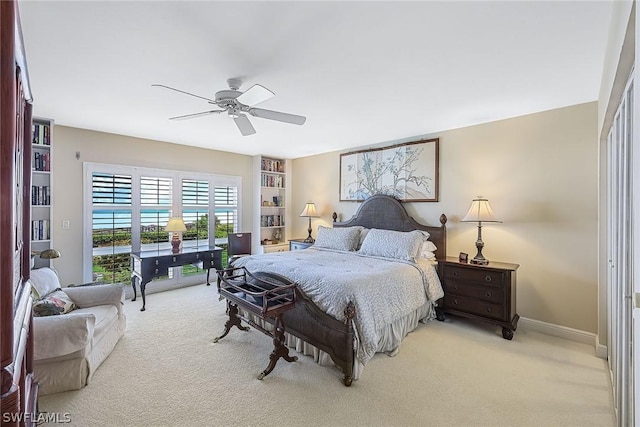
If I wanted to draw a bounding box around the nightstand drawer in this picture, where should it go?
[444,266,504,288]
[443,294,504,321]
[443,280,504,304]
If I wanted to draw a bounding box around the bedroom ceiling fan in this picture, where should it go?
[152,78,306,136]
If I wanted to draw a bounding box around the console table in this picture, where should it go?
[131,246,223,311]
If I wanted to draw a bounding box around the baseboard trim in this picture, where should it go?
[519,317,606,358]
[595,343,608,359]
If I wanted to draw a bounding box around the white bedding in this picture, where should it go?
[232,247,444,367]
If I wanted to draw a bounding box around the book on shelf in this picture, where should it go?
[261,173,284,188]
[33,151,51,171]
[31,219,50,241]
[261,158,284,173]
[31,185,51,205]
[32,123,51,146]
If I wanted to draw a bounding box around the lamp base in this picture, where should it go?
[304,219,314,243]
[470,257,489,265]
[171,235,181,253]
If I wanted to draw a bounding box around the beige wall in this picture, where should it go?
[292,102,599,333]
[52,102,598,333]
[50,126,253,286]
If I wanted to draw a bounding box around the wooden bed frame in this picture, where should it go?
[275,195,447,386]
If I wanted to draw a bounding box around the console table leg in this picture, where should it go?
[257,316,297,380]
[140,283,147,312]
[131,276,138,302]
[213,303,249,343]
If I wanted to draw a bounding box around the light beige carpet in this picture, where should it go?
[39,284,615,427]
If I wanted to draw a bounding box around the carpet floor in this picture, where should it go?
[39,283,615,427]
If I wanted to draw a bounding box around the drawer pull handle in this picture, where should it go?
[196,254,200,259]
[453,285,458,291]
[155,260,159,266]
[485,276,492,282]
[452,271,458,277]
[173,256,176,262]
[485,292,492,297]
[453,299,458,305]
[486,307,492,313]
[155,268,159,274]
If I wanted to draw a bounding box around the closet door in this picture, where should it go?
[606,77,633,427]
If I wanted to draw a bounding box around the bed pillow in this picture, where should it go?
[356,228,369,250]
[33,289,77,317]
[358,229,425,261]
[314,226,361,251]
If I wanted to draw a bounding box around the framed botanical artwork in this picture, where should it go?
[340,138,439,202]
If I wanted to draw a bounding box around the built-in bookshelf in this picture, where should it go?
[253,155,291,253]
[31,117,54,268]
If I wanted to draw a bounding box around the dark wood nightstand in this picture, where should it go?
[289,239,313,251]
[440,257,519,340]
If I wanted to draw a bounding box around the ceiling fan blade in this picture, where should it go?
[233,114,256,136]
[236,84,275,107]
[152,84,216,103]
[249,108,306,125]
[169,110,226,121]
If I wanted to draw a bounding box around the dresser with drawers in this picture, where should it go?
[440,257,519,340]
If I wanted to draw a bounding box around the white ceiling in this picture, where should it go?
[18,1,612,159]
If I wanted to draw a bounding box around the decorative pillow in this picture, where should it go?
[30,267,62,300]
[358,229,424,261]
[418,240,438,260]
[33,289,77,317]
[314,226,361,251]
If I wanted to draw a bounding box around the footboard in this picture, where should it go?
[282,288,356,386]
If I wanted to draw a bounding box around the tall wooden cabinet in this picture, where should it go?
[1,1,39,425]
[252,155,292,253]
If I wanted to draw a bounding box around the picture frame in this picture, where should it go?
[339,138,439,202]
[458,252,468,263]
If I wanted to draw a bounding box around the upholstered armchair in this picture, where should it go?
[29,268,126,395]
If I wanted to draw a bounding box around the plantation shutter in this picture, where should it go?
[91,172,132,284]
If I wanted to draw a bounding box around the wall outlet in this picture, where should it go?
[62,220,70,230]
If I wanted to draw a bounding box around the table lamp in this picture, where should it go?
[299,202,320,243]
[165,217,187,253]
[461,196,501,265]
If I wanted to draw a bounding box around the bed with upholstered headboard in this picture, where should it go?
[232,194,447,386]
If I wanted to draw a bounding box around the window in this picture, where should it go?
[140,176,173,249]
[91,172,132,284]
[84,164,241,286]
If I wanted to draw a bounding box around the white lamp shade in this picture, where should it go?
[165,217,187,232]
[461,197,501,223]
[299,202,319,218]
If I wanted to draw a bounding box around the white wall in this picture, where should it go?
[50,126,253,286]
[292,102,599,333]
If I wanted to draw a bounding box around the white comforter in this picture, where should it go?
[232,247,443,366]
